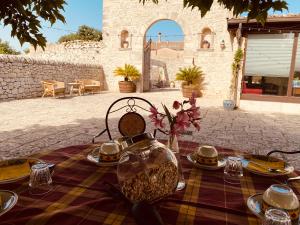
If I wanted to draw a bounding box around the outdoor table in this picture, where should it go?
[68,82,82,96]
[0,141,299,225]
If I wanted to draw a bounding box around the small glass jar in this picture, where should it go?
[117,133,179,203]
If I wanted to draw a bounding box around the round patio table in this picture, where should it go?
[0,141,299,225]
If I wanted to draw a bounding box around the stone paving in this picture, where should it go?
[0,89,299,169]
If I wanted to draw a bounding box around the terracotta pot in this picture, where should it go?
[203,42,210,49]
[119,81,136,93]
[123,42,129,48]
[182,85,202,98]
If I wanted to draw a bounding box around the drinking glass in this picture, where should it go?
[263,208,292,225]
[224,156,243,184]
[29,163,53,195]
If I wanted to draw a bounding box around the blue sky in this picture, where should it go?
[1,0,300,51]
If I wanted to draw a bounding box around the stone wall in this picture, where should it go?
[28,40,106,65]
[0,55,104,100]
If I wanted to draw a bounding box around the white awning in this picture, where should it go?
[245,34,294,77]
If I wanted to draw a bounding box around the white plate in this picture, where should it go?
[187,153,226,170]
[247,193,300,225]
[87,148,122,166]
[242,155,294,177]
[0,158,42,184]
[0,190,18,217]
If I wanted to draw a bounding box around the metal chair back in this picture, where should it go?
[92,97,157,143]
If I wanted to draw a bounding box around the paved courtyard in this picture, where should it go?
[0,89,299,169]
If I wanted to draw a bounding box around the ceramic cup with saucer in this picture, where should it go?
[262,184,299,223]
[196,145,218,166]
[99,142,121,162]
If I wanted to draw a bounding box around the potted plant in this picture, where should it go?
[123,41,129,49]
[202,40,210,49]
[114,64,141,93]
[175,66,205,98]
[223,48,243,110]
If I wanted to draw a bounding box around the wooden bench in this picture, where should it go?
[41,80,65,98]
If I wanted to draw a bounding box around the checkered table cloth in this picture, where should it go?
[0,141,299,225]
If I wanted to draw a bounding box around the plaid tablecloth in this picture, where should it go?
[0,141,299,225]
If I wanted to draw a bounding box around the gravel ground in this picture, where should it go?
[0,89,299,169]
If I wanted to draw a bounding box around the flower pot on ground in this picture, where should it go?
[176,66,205,98]
[223,99,235,111]
[114,64,141,93]
[118,81,136,93]
[182,84,203,98]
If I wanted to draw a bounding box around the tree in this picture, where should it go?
[0,39,20,55]
[140,0,288,24]
[0,0,66,49]
[58,25,103,43]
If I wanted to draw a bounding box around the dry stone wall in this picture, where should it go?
[0,55,104,100]
[28,40,106,65]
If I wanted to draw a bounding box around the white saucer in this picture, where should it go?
[247,193,300,225]
[187,153,226,170]
[0,190,18,216]
[87,148,120,166]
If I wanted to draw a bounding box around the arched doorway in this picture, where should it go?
[142,19,184,92]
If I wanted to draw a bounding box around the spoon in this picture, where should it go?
[273,176,300,186]
[268,168,287,173]
[287,176,300,184]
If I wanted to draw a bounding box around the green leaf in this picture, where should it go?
[162,104,173,125]
[139,0,288,24]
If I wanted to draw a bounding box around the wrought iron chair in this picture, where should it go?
[92,97,158,143]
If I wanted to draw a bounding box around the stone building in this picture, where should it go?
[101,0,236,98]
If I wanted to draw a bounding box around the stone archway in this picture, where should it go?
[141,19,185,92]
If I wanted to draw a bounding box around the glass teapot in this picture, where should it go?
[117,133,179,203]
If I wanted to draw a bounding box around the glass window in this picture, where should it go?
[293,37,300,97]
[243,33,294,96]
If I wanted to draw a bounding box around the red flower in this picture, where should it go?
[152,117,165,128]
[150,106,158,116]
[173,101,181,110]
[189,106,200,120]
[174,112,190,132]
[149,98,201,135]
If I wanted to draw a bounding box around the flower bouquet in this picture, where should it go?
[149,94,201,190]
[149,94,201,149]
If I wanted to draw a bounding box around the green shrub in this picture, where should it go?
[58,25,102,43]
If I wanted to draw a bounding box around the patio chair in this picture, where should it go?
[41,80,66,98]
[75,79,101,94]
[92,97,158,143]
